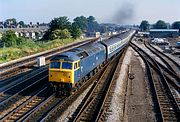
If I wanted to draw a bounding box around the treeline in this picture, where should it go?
[43,16,105,40]
[0,16,106,47]
[140,20,180,31]
[0,18,40,28]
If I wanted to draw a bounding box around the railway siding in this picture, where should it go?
[144,40,180,77]
[130,41,180,121]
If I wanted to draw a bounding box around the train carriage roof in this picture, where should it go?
[101,31,130,46]
[77,42,105,56]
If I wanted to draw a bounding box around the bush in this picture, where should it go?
[0,38,75,63]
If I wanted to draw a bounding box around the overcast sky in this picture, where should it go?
[0,0,180,25]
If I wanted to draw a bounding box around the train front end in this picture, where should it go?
[49,53,81,95]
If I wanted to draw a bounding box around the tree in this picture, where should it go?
[99,25,107,33]
[18,21,26,28]
[59,29,71,41]
[49,29,71,41]
[172,21,180,30]
[49,29,60,40]
[45,16,72,39]
[42,30,51,40]
[154,20,167,29]
[73,16,87,31]
[140,20,149,31]
[70,23,82,39]
[45,16,100,40]
[6,18,17,25]
[50,16,71,31]
[1,30,18,47]
[87,16,95,23]
[87,16,100,32]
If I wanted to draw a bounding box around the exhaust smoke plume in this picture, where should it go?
[113,2,135,24]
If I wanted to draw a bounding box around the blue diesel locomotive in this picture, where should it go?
[49,30,135,94]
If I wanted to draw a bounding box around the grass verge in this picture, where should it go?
[0,38,77,63]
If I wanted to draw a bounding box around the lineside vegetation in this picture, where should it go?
[0,16,103,63]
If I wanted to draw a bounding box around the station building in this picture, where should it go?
[149,29,179,38]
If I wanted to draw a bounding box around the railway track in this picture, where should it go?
[71,59,117,122]
[0,38,98,81]
[0,75,48,119]
[0,66,49,119]
[0,67,47,101]
[19,93,63,121]
[131,42,180,88]
[144,39,180,76]
[0,67,32,82]
[0,86,52,121]
[130,42,180,121]
[131,42,180,108]
[0,66,47,92]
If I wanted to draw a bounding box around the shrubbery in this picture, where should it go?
[0,37,75,63]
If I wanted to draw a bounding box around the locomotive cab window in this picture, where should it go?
[50,62,60,68]
[78,61,80,67]
[74,63,78,69]
[74,61,80,69]
[62,62,72,69]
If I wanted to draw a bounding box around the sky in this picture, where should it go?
[0,0,180,25]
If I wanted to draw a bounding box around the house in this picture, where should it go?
[0,27,48,40]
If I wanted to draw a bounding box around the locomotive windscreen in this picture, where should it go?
[62,62,72,69]
[50,62,60,68]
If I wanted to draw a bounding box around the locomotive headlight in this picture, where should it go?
[67,73,71,78]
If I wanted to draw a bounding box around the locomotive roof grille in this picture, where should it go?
[51,55,68,61]
[70,48,82,52]
[77,51,88,59]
